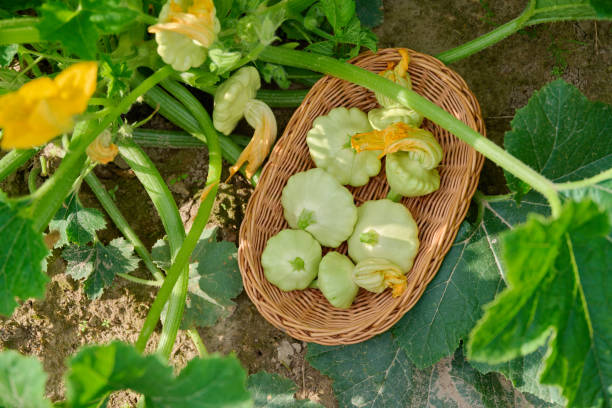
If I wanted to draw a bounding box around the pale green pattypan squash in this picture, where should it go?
[353,258,407,297]
[306,107,381,187]
[386,152,440,197]
[317,252,359,308]
[261,229,321,291]
[149,0,220,71]
[368,106,423,130]
[213,66,260,135]
[281,168,357,248]
[374,49,412,108]
[348,199,419,273]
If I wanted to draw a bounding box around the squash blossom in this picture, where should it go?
[86,130,118,164]
[148,0,220,71]
[0,62,97,150]
[353,258,408,298]
[375,48,412,108]
[213,67,277,181]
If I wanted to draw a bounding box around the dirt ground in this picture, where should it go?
[1,1,611,407]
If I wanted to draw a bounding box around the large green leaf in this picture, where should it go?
[525,0,610,25]
[0,350,50,408]
[50,193,107,248]
[66,341,252,408]
[248,372,323,407]
[472,347,565,406]
[0,44,17,67]
[63,237,139,299]
[0,199,49,315]
[319,0,355,32]
[468,199,612,407]
[307,333,546,408]
[393,192,549,368]
[152,227,242,329]
[504,80,612,204]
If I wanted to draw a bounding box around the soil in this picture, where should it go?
[1,1,611,407]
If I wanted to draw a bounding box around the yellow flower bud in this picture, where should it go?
[86,130,118,164]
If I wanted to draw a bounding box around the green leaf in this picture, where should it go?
[49,193,82,248]
[66,341,252,408]
[0,0,42,12]
[319,0,355,32]
[248,372,323,407]
[590,0,612,16]
[0,199,49,315]
[37,0,138,59]
[260,63,290,89]
[152,227,243,329]
[0,44,17,68]
[526,0,608,25]
[66,208,106,246]
[355,0,383,28]
[0,350,50,408]
[504,80,612,203]
[307,333,534,408]
[468,199,612,407]
[63,238,139,299]
[393,192,550,368]
[471,347,565,406]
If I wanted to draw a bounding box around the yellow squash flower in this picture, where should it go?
[228,99,277,180]
[86,130,118,164]
[149,0,220,71]
[353,258,408,298]
[375,48,412,108]
[0,62,97,150]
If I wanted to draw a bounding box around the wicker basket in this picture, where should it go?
[238,48,485,345]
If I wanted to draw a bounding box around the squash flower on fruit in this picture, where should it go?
[353,258,408,298]
[0,62,97,150]
[352,122,443,197]
[86,130,118,164]
[213,67,277,181]
[148,0,220,71]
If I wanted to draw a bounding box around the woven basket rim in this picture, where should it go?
[238,48,485,345]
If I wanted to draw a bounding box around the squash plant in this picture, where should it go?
[0,0,610,407]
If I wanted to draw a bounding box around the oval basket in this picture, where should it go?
[238,48,485,345]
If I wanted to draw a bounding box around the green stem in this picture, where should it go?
[135,88,222,355]
[197,86,307,108]
[555,168,612,191]
[386,189,403,202]
[27,166,40,193]
[133,129,206,148]
[117,273,162,287]
[188,329,208,357]
[28,65,173,232]
[0,25,40,45]
[84,172,164,281]
[258,46,562,217]
[0,149,36,182]
[118,139,188,360]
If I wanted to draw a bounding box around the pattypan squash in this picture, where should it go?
[282,168,357,248]
[306,107,381,187]
[261,229,321,291]
[317,252,359,309]
[368,106,423,130]
[353,258,407,297]
[386,152,440,197]
[348,199,419,273]
[213,66,260,135]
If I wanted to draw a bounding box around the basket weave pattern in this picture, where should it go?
[238,49,485,345]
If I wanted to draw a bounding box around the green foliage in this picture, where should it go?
[63,238,139,299]
[504,80,612,204]
[260,63,291,89]
[468,199,611,407]
[66,341,252,407]
[307,333,550,407]
[152,227,243,329]
[590,0,612,16]
[0,0,42,13]
[354,0,383,28]
[0,44,17,67]
[248,372,324,407]
[49,193,106,248]
[526,0,607,25]
[0,198,48,316]
[319,0,355,31]
[37,0,139,59]
[0,350,50,408]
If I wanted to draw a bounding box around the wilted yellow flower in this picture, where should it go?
[149,0,220,71]
[353,258,408,298]
[375,48,412,108]
[86,130,118,164]
[227,99,277,180]
[0,62,97,150]
[351,122,442,167]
